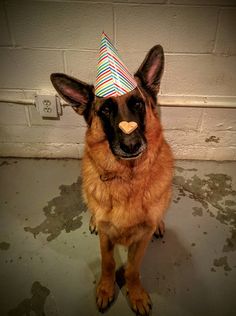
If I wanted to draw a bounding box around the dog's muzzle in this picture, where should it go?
[112,133,147,160]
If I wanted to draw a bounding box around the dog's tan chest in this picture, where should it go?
[91,180,157,241]
[98,213,151,246]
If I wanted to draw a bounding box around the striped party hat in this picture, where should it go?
[95,32,137,98]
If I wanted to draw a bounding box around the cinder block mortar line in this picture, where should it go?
[22,90,32,127]
[62,51,67,73]
[23,106,32,127]
[197,108,205,133]
[160,94,236,98]
[113,1,167,5]
[3,0,15,47]
[0,46,99,52]
[29,0,236,6]
[165,52,218,56]
[168,3,236,7]
[113,2,235,8]
[112,3,117,46]
[212,7,222,54]
[0,89,54,94]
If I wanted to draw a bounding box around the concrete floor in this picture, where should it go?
[0,158,236,316]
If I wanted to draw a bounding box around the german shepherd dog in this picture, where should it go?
[51,45,173,316]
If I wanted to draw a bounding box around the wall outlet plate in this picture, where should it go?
[35,94,60,118]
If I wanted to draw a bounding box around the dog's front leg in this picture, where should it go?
[96,231,116,312]
[125,231,153,316]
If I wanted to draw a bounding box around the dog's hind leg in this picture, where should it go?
[125,231,153,316]
[96,232,116,312]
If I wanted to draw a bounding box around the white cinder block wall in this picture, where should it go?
[0,0,236,160]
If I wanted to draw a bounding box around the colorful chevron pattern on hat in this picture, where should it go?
[95,32,137,98]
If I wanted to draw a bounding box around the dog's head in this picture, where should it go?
[50,45,164,160]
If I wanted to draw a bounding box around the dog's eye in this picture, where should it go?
[135,102,144,110]
[100,106,110,117]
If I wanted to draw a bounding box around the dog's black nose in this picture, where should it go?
[120,140,142,155]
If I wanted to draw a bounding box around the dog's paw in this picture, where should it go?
[154,220,165,239]
[89,215,98,235]
[127,286,152,316]
[96,281,115,313]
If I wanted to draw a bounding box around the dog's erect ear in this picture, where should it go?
[50,73,94,117]
[135,45,164,96]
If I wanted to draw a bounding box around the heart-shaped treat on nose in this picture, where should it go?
[119,121,138,134]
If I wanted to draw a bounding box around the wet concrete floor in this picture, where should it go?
[0,158,235,316]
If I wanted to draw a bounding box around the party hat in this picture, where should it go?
[95,32,137,98]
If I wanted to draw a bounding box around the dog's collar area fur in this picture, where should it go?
[99,167,136,182]
[100,169,134,182]
[100,172,117,182]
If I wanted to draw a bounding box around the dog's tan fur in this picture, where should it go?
[82,89,173,313]
[51,45,174,315]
